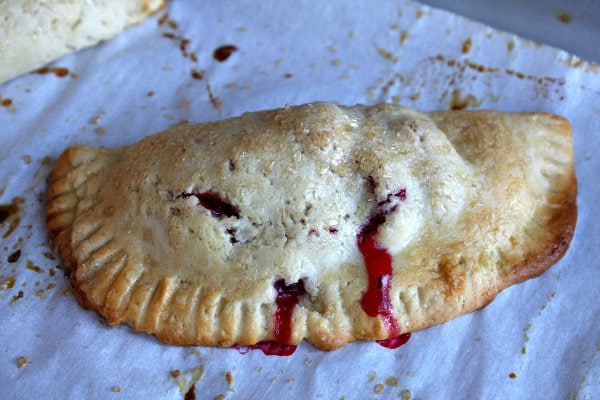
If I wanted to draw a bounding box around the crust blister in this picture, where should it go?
[46,103,576,350]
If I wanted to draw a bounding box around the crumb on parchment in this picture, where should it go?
[17,356,30,368]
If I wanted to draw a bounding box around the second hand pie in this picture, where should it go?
[46,102,577,351]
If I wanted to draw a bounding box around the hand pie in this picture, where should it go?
[0,0,164,84]
[46,102,577,351]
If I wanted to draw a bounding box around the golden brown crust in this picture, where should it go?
[46,103,577,350]
[413,110,577,332]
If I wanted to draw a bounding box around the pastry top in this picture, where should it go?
[0,0,164,84]
[46,102,577,350]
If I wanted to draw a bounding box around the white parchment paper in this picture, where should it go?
[1,1,599,399]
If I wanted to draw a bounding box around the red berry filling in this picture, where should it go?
[233,279,306,356]
[177,191,240,218]
[273,278,306,344]
[358,189,410,347]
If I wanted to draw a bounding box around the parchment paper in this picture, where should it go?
[1,1,598,399]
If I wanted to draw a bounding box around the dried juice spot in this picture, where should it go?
[462,38,472,54]
[0,276,15,290]
[0,198,21,224]
[184,384,195,400]
[213,45,238,62]
[191,68,204,80]
[449,89,481,110]
[556,11,573,24]
[7,249,21,263]
[36,67,70,77]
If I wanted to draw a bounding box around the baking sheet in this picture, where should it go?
[1,1,599,398]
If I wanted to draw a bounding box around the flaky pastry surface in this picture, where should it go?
[46,102,576,350]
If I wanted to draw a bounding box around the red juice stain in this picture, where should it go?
[376,333,411,349]
[233,279,305,356]
[233,341,297,356]
[357,189,408,344]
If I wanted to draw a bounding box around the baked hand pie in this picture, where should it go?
[0,0,164,84]
[46,102,577,351]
